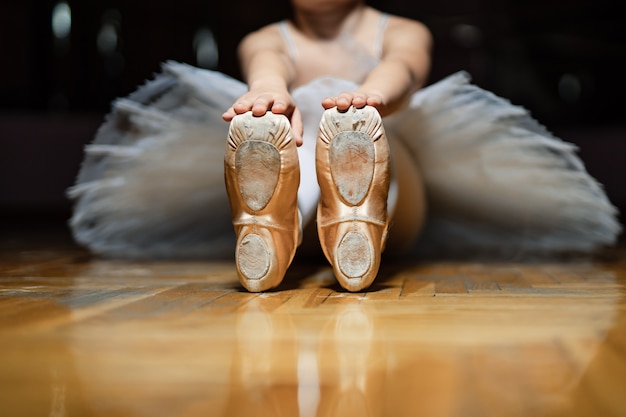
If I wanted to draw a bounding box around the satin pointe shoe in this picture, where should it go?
[316,106,391,292]
[224,111,301,292]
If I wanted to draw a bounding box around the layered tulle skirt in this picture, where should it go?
[67,62,621,259]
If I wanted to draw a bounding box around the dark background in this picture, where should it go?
[1,0,624,241]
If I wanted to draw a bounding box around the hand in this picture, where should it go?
[321,90,385,113]
[222,89,303,146]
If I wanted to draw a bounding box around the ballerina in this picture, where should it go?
[221,0,432,291]
[67,0,621,292]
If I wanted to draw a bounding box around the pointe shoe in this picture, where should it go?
[316,106,390,292]
[224,111,301,292]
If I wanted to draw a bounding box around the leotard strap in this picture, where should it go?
[278,20,298,60]
[374,13,389,59]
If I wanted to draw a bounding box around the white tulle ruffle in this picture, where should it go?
[67,62,621,259]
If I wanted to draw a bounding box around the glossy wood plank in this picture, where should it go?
[0,241,625,417]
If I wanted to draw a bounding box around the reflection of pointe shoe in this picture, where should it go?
[225,298,300,416]
[316,106,390,292]
[317,304,381,417]
[225,111,301,292]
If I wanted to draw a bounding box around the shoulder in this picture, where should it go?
[363,7,432,52]
[238,22,286,53]
[376,10,433,81]
[384,14,432,46]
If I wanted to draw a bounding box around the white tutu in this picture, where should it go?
[67,61,621,259]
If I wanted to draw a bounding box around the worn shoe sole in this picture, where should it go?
[225,111,300,292]
[316,106,390,292]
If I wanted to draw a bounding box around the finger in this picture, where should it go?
[321,97,337,109]
[351,94,367,108]
[291,107,304,147]
[365,95,384,108]
[270,99,291,115]
[222,107,236,122]
[232,100,253,114]
[335,93,353,111]
[251,96,273,116]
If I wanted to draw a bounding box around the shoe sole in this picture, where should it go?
[329,131,376,279]
[235,141,280,281]
[227,112,298,292]
[236,140,281,212]
[318,106,390,292]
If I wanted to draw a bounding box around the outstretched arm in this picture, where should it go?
[322,16,432,117]
[222,26,303,145]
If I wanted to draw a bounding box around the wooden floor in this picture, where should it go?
[1,228,625,417]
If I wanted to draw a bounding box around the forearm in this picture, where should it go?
[357,59,424,116]
[241,50,294,93]
[224,35,303,144]
[225,33,295,117]
[322,57,429,116]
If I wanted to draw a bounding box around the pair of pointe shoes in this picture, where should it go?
[224,106,390,292]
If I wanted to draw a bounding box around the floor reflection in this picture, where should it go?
[549,292,626,417]
[224,298,300,416]
[224,299,386,417]
[219,271,624,417]
[0,255,624,416]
